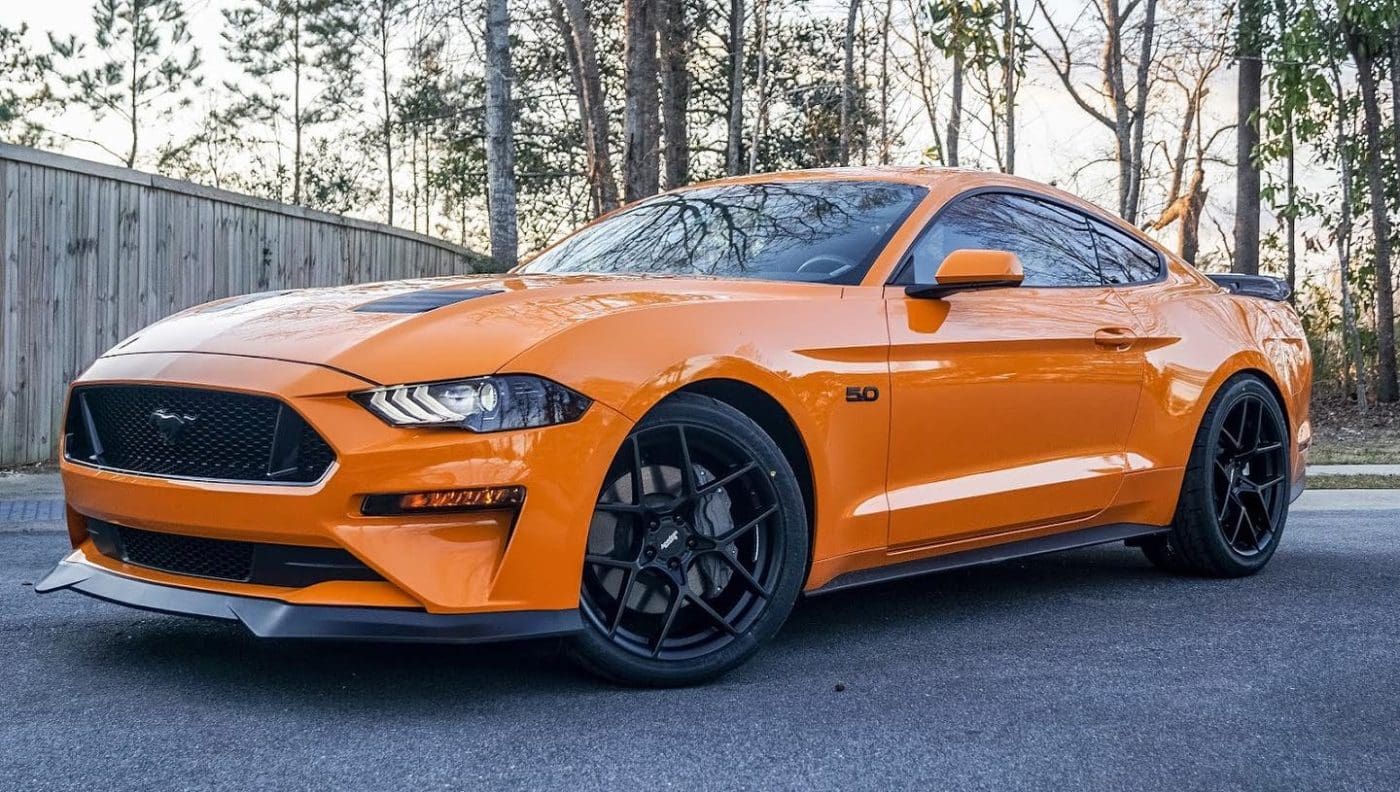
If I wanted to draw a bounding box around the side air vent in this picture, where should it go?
[354,289,501,314]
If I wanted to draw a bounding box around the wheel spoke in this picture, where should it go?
[630,435,646,505]
[684,592,739,636]
[1249,399,1264,453]
[650,586,684,657]
[718,504,778,544]
[608,568,637,636]
[586,554,633,571]
[713,549,771,598]
[698,461,759,497]
[1227,497,1247,547]
[595,502,644,514]
[674,425,701,498]
[1216,471,1235,522]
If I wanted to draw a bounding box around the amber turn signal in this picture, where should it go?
[361,485,526,516]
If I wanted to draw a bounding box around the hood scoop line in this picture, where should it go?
[354,288,503,314]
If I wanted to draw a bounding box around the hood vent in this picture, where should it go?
[354,288,502,314]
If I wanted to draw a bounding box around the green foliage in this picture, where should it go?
[923,0,1002,69]
[0,24,54,145]
[220,0,362,204]
[47,0,202,166]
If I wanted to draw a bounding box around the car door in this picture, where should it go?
[883,191,1148,548]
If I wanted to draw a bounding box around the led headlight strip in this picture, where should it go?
[353,375,591,433]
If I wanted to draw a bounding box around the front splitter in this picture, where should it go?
[36,556,582,644]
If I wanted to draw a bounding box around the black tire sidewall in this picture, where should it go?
[1178,376,1290,575]
[569,393,809,687]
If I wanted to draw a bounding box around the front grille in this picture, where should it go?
[64,384,334,484]
[116,524,255,581]
[86,519,382,587]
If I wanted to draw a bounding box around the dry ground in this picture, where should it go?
[1308,397,1400,464]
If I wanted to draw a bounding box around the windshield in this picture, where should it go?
[517,180,927,284]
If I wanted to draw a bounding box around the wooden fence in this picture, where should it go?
[0,143,494,466]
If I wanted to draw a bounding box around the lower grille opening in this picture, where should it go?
[86,519,383,587]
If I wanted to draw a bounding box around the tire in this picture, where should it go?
[569,393,808,686]
[1142,374,1291,577]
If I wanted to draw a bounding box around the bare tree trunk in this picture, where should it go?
[749,0,771,172]
[624,0,660,201]
[1100,0,1133,219]
[292,9,303,205]
[557,0,620,214]
[946,48,963,167]
[1034,0,1156,218]
[657,0,689,189]
[726,0,745,174]
[1233,0,1263,274]
[1283,112,1296,296]
[1180,168,1206,263]
[379,4,395,226]
[1331,59,1367,410]
[1352,48,1399,402]
[127,13,139,167]
[904,0,943,164]
[1124,0,1157,223]
[878,0,892,164]
[839,0,862,166]
[484,0,518,268]
[1003,0,1017,173]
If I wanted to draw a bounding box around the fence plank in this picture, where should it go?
[0,143,490,465]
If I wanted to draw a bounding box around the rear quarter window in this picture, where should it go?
[1092,221,1162,285]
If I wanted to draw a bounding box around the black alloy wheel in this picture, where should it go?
[571,394,807,686]
[1211,392,1289,556]
[1141,374,1292,577]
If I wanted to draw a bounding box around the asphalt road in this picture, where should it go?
[2,506,1397,791]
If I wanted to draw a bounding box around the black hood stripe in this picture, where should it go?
[354,289,502,314]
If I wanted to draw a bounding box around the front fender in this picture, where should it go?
[501,293,896,564]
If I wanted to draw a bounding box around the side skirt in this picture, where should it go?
[808,522,1168,596]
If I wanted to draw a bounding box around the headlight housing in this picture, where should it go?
[352,375,592,432]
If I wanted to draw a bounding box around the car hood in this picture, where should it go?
[105,273,804,386]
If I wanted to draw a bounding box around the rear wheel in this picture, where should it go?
[1141,375,1291,577]
[570,394,808,686]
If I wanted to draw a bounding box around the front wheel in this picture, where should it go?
[570,394,808,686]
[1141,374,1291,577]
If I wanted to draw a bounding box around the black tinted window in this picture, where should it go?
[902,193,1101,287]
[518,181,926,284]
[1093,221,1162,284]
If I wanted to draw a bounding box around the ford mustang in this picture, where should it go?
[38,168,1311,686]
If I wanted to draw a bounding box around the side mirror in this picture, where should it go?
[905,249,1024,299]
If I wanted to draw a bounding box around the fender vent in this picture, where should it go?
[355,289,501,314]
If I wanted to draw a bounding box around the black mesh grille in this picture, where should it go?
[85,519,383,587]
[65,385,334,484]
[117,524,255,582]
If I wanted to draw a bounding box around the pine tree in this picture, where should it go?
[221,0,361,205]
[0,24,54,145]
[48,0,202,167]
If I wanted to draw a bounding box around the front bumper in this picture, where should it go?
[55,351,635,615]
[38,553,583,643]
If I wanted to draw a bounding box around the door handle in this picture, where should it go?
[1094,327,1137,351]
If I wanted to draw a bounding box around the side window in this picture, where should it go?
[1092,220,1162,285]
[901,193,1101,287]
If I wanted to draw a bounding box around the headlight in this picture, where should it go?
[352,375,592,432]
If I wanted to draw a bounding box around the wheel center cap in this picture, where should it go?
[654,517,689,561]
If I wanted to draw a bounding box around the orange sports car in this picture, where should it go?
[39,169,1311,686]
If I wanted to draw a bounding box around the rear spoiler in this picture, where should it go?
[1207,274,1291,302]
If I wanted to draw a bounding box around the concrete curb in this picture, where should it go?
[1307,464,1400,476]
